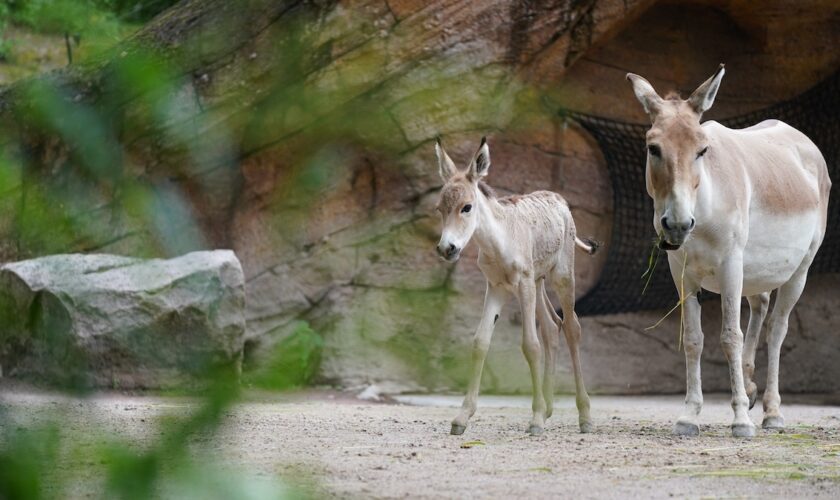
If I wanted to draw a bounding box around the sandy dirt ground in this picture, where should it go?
[1,382,839,499]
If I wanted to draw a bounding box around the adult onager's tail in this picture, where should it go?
[575,237,600,255]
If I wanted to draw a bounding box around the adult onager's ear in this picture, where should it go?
[626,73,664,119]
[688,64,725,115]
[467,136,490,182]
[435,137,457,182]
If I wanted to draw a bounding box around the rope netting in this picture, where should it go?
[565,70,840,316]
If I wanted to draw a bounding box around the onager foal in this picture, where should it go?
[434,137,597,436]
[627,65,831,437]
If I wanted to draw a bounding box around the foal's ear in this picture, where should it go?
[626,73,664,119]
[435,136,457,182]
[467,136,490,182]
[688,64,725,115]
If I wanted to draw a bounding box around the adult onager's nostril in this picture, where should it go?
[661,216,671,231]
[448,243,456,254]
[689,217,696,230]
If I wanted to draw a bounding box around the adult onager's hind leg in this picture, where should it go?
[518,278,547,435]
[762,264,810,430]
[537,280,560,419]
[743,293,770,409]
[552,273,591,433]
[450,283,507,435]
[674,288,703,436]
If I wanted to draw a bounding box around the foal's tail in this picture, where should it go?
[575,237,601,255]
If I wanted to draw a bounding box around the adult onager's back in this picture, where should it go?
[627,65,831,437]
[434,137,597,435]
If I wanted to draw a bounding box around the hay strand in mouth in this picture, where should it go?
[677,248,687,350]
[641,232,664,295]
[645,249,689,350]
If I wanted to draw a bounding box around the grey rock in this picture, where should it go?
[0,251,245,389]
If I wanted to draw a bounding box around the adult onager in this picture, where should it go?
[627,65,831,437]
[434,137,598,435]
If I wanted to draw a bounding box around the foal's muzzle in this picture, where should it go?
[436,243,461,262]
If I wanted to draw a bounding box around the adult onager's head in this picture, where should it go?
[627,65,725,250]
[434,137,490,262]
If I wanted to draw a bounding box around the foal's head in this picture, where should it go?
[434,137,491,262]
[626,65,725,250]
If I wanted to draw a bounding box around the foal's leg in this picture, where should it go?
[451,282,507,435]
[743,293,770,409]
[553,273,591,433]
[536,279,560,419]
[518,278,547,435]
[674,288,704,436]
[762,266,809,430]
[719,256,756,438]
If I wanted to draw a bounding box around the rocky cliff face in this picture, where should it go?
[0,0,837,394]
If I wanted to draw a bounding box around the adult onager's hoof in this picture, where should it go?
[748,390,758,410]
[673,420,700,437]
[579,422,592,434]
[450,423,466,435]
[528,425,544,436]
[762,415,785,430]
[731,422,756,438]
[746,382,758,409]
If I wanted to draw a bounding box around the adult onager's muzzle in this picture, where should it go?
[436,242,461,261]
[660,215,695,250]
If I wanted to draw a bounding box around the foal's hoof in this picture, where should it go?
[762,416,785,430]
[579,422,592,434]
[450,423,467,435]
[731,423,756,438]
[528,425,544,436]
[673,420,700,437]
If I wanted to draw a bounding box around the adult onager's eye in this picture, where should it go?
[461,204,472,213]
[647,144,661,158]
[697,146,709,158]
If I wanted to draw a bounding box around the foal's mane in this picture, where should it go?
[477,181,497,199]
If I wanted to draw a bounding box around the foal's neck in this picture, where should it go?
[472,188,506,257]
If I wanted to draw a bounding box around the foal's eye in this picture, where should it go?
[697,146,709,158]
[647,144,661,158]
[461,204,472,214]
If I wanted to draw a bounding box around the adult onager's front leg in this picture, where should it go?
[518,278,547,435]
[673,285,703,436]
[720,256,756,438]
[450,283,506,435]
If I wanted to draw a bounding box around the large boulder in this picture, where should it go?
[0,250,245,388]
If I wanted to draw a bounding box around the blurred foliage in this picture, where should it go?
[0,0,178,67]
[0,0,515,497]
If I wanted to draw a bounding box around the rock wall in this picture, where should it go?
[0,0,838,394]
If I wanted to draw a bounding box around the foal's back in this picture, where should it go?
[497,190,574,271]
